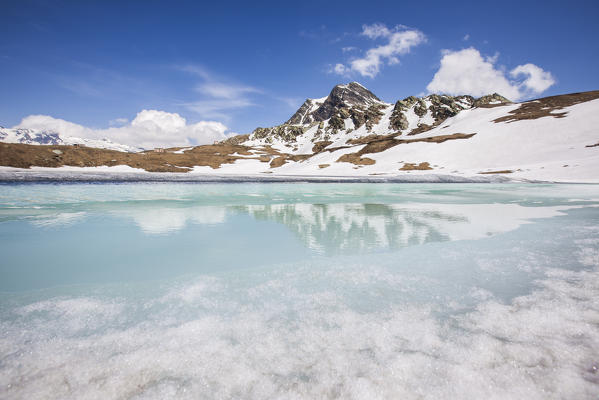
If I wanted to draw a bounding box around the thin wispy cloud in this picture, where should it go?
[299,25,350,45]
[56,78,104,97]
[275,96,302,110]
[178,64,298,121]
[50,62,154,99]
[298,25,327,40]
[196,82,262,100]
[184,98,256,121]
[331,23,426,78]
[177,65,263,121]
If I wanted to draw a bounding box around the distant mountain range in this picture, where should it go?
[1,83,598,182]
[0,127,140,152]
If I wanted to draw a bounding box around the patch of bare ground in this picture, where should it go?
[312,141,333,153]
[479,170,514,174]
[346,134,389,145]
[402,133,477,144]
[475,102,511,109]
[269,156,288,168]
[318,164,330,169]
[360,139,401,154]
[321,145,352,153]
[335,133,476,166]
[336,153,376,165]
[219,134,250,145]
[400,162,432,171]
[493,90,599,123]
[0,143,276,172]
[269,153,311,168]
[585,142,599,148]
[255,145,284,156]
[407,123,436,136]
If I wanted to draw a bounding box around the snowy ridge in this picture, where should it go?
[246,85,510,153]
[0,127,141,152]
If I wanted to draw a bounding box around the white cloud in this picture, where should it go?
[16,110,230,149]
[361,23,392,39]
[109,118,129,126]
[333,23,426,78]
[333,63,349,76]
[426,48,555,101]
[510,63,556,94]
[463,34,470,41]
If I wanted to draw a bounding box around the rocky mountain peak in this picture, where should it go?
[286,82,382,125]
[311,82,381,122]
[473,93,512,107]
[248,82,517,147]
[327,82,381,107]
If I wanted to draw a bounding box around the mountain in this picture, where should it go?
[1,83,598,182]
[244,82,511,151]
[285,82,385,125]
[0,127,140,152]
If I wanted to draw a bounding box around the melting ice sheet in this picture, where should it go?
[0,183,598,399]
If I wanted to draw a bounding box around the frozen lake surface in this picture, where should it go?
[1,183,598,399]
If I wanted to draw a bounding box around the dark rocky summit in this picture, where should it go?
[286,82,382,125]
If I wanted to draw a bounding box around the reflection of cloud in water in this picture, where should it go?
[240,203,578,254]
[122,206,227,234]
[29,212,87,227]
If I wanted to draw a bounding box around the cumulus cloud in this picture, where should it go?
[16,110,230,149]
[426,48,555,100]
[510,63,556,94]
[333,23,426,78]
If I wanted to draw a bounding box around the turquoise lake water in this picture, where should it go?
[1,183,598,399]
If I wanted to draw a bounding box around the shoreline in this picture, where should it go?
[0,166,579,184]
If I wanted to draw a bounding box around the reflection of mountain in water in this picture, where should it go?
[235,203,464,254]
[16,201,573,253]
[235,202,572,254]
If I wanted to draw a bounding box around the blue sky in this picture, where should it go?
[1,0,598,146]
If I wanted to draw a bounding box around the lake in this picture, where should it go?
[1,183,598,399]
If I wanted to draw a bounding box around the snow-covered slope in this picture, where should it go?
[212,85,599,183]
[269,98,599,182]
[0,127,141,152]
